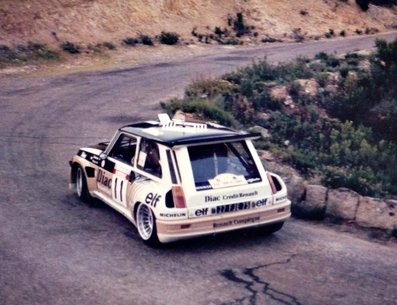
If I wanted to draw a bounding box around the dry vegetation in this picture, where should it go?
[0,0,396,48]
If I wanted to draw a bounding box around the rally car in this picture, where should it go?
[69,114,291,245]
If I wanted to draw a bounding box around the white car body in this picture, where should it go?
[70,114,291,245]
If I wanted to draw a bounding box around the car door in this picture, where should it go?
[106,133,137,208]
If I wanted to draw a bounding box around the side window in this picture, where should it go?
[137,139,162,178]
[109,134,137,165]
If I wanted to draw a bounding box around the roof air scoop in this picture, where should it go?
[158,113,207,131]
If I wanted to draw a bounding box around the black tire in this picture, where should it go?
[263,222,284,235]
[136,203,160,247]
[75,165,92,202]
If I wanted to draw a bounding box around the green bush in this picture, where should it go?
[233,12,250,37]
[161,98,236,126]
[339,65,349,78]
[315,52,329,61]
[159,32,179,45]
[103,42,116,50]
[288,81,302,99]
[160,39,397,196]
[140,35,154,46]
[1,42,59,64]
[325,55,340,68]
[315,72,329,87]
[123,37,139,46]
[60,41,80,54]
[356,0,370,11]
[0,45,16,61]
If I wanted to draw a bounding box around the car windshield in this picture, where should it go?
[187,141,261,190]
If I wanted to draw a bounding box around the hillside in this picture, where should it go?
[162,38,397,198]
[1,0,396,48]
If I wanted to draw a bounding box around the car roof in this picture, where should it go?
[119,120,260,147]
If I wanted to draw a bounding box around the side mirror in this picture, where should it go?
[99,152,107,160]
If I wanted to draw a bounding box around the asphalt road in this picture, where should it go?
[1,33,397,305]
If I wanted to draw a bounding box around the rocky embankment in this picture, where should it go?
[285,176,397,237]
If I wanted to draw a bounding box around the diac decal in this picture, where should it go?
[205,191,258,203]
[97,169,112,189]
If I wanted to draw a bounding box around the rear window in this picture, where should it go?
[188,141,261,190]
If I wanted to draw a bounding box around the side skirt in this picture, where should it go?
[91,191,134,224]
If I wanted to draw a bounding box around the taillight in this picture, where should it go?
[172,186,186,208]
[267,173,277,194]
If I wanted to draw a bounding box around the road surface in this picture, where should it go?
[1,32,397,305]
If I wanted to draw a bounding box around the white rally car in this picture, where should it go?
[69,114,291,245]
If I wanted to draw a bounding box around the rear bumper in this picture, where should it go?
[156,200,291,243]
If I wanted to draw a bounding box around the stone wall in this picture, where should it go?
[288,183,397,236]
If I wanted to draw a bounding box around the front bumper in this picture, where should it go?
[156,200,291,243]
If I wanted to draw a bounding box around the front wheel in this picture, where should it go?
[136,203,160,247]
[75,165,92,202]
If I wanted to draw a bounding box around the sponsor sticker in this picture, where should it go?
[190,198,270,218]
[213,216,260,229]
[275,195,288,202]
[138,152,147,167]
[209,173,247,189]
[145,192,161,207]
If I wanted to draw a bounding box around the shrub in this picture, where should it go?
[232,12,250,37]
[292,28,305,42]
[1,42,59,63]
[214,26,223,37]
[240,78,254,97]
[316,73,329,88]
[315,52,329,61]
[103,42,116,50]
[231,96,255,124]
[356,0,370,11]
[219,38,240,45]
[160,41,397,196]
[159,32,179,45]
[326,55,340,68]
[288,81,302,98]
[300,9,308,16]
[123,37,139,46]
[161,98,236,126]
[60,41,80,54]
[140,35,154,46]
[370,0,397,6]
[0,45,15,58]
[339,65,349,78]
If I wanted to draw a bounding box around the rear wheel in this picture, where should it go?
[75,166,91,202]
[136,203,160,247]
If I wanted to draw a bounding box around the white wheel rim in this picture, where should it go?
[76,167,83,198]
[137,204,153,240]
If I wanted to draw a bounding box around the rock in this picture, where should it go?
[284,174,306,205]
[173,110,186,121]
[249,126,271,139]
[296,79,318,97]
[356,197,397,231]
[293,185,327,219]
[258,150,274,161]
[256,112,271,121]
[326,188,359,221]
[270,85,288,100]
